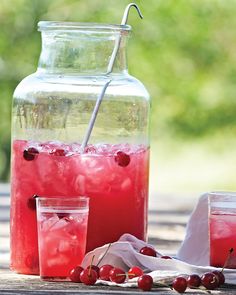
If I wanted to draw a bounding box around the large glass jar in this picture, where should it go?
[10,22,150,275]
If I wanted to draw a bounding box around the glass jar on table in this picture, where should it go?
[10,21,150,274]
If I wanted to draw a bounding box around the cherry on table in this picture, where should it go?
[99,264,114,281]
[187,274,201,288]
[109,267,126,283]
[161,255,172,259]
[27,194,39,211]
[137,274,153,291]
[201,272,219,290]
[139,246,157,257]
[27,198,36,211]
[212,270,225,286]
[115,151,130,167]
[87,265,100,277]
[80,268,97,285]
[172,276,187,293]
[69,266,84,283]
[128,266,143,279]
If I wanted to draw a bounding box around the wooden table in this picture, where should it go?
[0,185,235,294]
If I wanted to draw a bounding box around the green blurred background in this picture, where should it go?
[0,0,236,194]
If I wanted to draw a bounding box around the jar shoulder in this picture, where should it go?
[13,72,150,102]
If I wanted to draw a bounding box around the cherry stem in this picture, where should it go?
[89,255,95,276]
[96,243,112,266]
[222,247,234,272]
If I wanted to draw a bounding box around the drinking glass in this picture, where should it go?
[36,197,89,281]
[209,192,236,268]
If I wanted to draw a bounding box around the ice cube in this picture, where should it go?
[58,240,71,253]
[47,254,70,267]
[121,177,132,191]
[75,174,86,194]
[41,214,59,231]
[51,218,68,230]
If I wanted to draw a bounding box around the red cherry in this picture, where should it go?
[69,266,84,283]
[161,255,172,259]
[23,147,39,161]
[50,149,66,156]
[80,268,97,285]
[115,151,130,167]
[172,276,187,293]
[87,265,100,277]
[137,274,153,291]
[27,195,38,211]
[201,272,218,290]
[128,266,143,279]
[139,246,157,257]
[187,274,201,288]
[109,267,126,283]
[212,270,225,286]
[99,264,114,281]
[84,145,97,153]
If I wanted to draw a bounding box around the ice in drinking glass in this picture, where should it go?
[37,200,89,281]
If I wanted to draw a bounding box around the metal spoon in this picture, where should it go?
[80,3,143,153]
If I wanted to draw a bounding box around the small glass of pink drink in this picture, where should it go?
[36,197,89,281]
[209,192,236,268]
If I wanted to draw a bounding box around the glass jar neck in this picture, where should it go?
[37,26,130,76]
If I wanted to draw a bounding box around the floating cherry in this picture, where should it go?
[50,149,66,156]
[115,151,130,167]
[23,147,39,161]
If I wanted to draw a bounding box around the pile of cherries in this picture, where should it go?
[69,245,227,293]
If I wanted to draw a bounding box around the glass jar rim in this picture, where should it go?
[38,21,131,32]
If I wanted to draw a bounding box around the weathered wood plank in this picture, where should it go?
[1,269,236,294]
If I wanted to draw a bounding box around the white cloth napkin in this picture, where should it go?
[82,193,236,286]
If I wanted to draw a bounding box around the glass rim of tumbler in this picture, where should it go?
[36,196,89,211]
[208,191,236,209]
[38,21,131,33]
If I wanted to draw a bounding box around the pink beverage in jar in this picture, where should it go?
[10,140,149,274]
[36,197,89,281]
[209,192,236,268]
